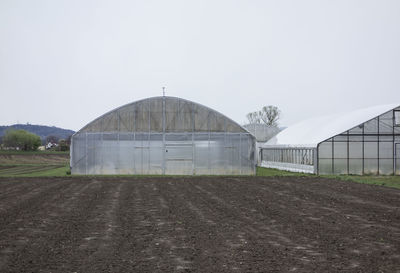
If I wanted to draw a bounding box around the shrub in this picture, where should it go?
[2,129,41,151]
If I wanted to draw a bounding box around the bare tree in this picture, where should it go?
[246,105,280,126]
[259,105,280,126]
[246,111,261,124]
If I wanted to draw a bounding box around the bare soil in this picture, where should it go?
[0,153,69,165]
[0,176,399,273]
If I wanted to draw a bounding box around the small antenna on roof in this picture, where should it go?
[162,86,166,97]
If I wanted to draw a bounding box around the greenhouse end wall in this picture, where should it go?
[318,108,400,175]
[71,97,256,175]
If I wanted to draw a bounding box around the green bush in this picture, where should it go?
[57,139,69,151]
[2,129,41,151]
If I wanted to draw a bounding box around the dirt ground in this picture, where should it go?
[0,176,399,273]
[0,153,69,165]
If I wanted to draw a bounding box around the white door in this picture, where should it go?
[164,143,193,175]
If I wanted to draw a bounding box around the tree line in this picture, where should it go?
[0,129,71,151]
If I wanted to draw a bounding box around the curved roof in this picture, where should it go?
[78,96,248,133]
[265,103,400,148]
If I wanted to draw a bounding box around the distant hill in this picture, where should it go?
[0,124,75,143]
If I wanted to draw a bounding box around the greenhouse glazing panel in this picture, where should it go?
[71,132,255,175]
[317,108,399,175]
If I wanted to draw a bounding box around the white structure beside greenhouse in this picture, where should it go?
[71,96,256,175]
[261,104,400,175]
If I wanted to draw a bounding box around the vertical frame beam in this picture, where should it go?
[162,96,166,175]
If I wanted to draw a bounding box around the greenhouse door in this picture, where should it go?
[395,143,400,175]
[164,143,193,175]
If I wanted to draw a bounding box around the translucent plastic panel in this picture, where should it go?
[165,98,179,132]
[364,142,378,159]
[226,120,244,133]
[86,134,101,174]
[379,111,393,133]
[244,124,280,142]
[193,104,209,132]
[364,159,378,175]
[318,141,332,159]
[134,146,150,175]
[165,133,192,142]
[395,111,400,126]
[241,135,255,173]
[101,112,119,131]
[165,98,193,132]
[349,135,362,142]
[150,99,163,132]
[135,101,150,132]
[333,159,347,174]
[225,134,241,174]
[349,142,362,158]
[135,133,149,141]
[165,160,193,175]
[194,133,210,141]
[71,133,87,174]
[150,133,163,141]
[149,142,163,175]
[117,140,135,174]
[118,106,134,131]
[165,142,193,175]
[380,135,393,141]
[99,140,119,174]
[364,136,378,141]
[348,125,363,134]
[71,131,255,175]
[209,134,226,174]
[379,159,393,175]
[194,140,210,175]
[209,112,226,132]
[364,118,378,134]
[333,142,347,159]
[349,159,363,175]
[83,118,102,132]
[318,159,332,174]
[103,133,118,141]
[333,135,347,142]
[119,133,134,141]
[165,145,193,160]
[180,100,194,132]
[379,142,393,159]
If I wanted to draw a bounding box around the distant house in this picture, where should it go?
[46,142,58,150]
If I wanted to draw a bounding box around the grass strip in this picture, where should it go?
[256,166,400,189]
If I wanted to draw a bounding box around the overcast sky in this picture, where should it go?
[1,0,399,131]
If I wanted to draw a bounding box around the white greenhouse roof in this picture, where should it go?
[265,103,399,148]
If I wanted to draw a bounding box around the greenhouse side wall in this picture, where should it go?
[318,108,400,175]
[71,132,255,175]
[260,147,316,173]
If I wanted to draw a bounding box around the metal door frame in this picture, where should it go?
[164,142,194,175]
[395,143,400,175]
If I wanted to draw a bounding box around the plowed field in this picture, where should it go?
[0,176,399,272]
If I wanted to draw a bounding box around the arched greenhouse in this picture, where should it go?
[70,96,256,175]
[261,104,400,175]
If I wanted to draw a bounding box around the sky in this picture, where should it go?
[1,0,400,131]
